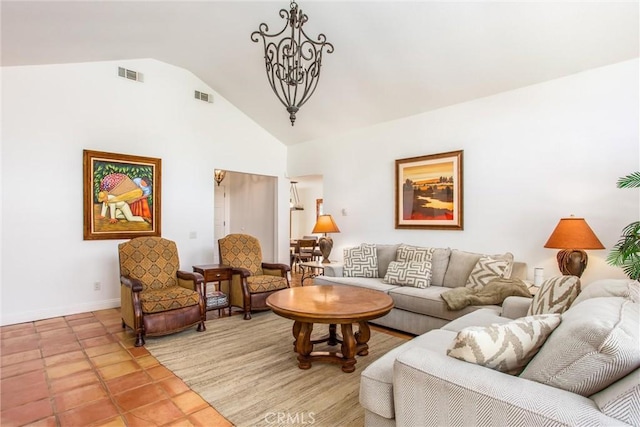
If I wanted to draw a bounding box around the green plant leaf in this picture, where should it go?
[617,171,640,189]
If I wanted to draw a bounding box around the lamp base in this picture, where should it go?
[318,236,333,263]
[556,249,588,278]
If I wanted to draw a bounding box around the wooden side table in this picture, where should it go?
[192,264,233,316]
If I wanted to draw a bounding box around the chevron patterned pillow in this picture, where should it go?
[527,275,581,315]
[343,244,378,278]
[447,314,562,375]
[465,256,511,290]
[383,260,433,288]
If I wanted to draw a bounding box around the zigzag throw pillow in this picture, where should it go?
[527,275,581,315]
[343,244,378,278]
[465,255,511,290]
[447,313,562,375]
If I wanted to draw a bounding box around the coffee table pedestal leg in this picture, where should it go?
[290,320,373,373]
[340,323,358,373]
[293,321,314,370]
[355,321,371,356]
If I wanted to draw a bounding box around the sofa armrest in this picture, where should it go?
[501,296,532,319]
[393,348,625,427]
[323,263,344,277]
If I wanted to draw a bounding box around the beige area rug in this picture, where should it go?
[145,312,407,427]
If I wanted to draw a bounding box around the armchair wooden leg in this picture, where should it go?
[135,333,145,347]
[243,310,252,320]
[197,321,206,332]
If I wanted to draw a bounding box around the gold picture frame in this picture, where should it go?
[83,150,162,240]
[395,150,463,230]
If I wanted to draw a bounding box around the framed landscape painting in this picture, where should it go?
[83,150,162,240]
[395,150,463,230]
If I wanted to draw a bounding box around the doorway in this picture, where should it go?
[214,171,278,262]
[289,175,323,240]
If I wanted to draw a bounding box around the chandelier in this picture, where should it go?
[251,1,334,126]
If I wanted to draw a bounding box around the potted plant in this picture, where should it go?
[607,172,640,280]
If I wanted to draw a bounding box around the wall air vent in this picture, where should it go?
[195,90,213,103]
[118,67,144,82]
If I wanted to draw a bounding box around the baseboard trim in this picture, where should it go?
[1,298,121,326]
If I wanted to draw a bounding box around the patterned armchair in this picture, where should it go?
[218,234,290,320]
[119,237,206,346]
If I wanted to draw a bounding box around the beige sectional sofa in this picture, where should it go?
[314,244,527,335]
[359,279,640,426]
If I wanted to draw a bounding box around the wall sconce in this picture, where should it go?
[214,170,226,186]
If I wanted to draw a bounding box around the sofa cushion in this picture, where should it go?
[375,244,400,277]
[442,308,511,332]
[465,256,512,290]
[447,314,561,375]
[430,247,451,287]
[573,279,639,306]
[343,243,378,278]
[527,275,581,315]
[443,250,513,288]
[521,297,640,396]
[384,260,433,288]
[389,285,501,321]
[360,329,457,420]
[591,367,640,426]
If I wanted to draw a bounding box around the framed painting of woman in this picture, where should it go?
[83,150,161,240]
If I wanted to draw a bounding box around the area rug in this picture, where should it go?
[145,312,407,427]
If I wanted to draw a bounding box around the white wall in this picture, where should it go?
[228,172,277,261]
[288,59,640,283]
[1,59,291,325]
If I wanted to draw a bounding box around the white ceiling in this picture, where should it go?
[2,1,638,145]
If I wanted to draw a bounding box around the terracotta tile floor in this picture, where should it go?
[1,307,233,427]
[0,272,410,426]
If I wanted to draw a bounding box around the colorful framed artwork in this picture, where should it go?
[83,150,161,240]
[395,150,463,230]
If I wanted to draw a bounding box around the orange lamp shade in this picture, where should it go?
[544,217,604,250]
[544,216,604,278]
[312,214,340,234]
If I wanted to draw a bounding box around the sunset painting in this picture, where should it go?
[395,151,463,230]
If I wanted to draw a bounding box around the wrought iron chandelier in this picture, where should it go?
[251,1,334,126]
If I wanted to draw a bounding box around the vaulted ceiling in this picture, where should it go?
[2,1,638,145]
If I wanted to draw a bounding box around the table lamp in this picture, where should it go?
[544,216,604,277]
[312,214,340,263]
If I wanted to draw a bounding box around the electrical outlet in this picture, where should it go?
[93,282,101,291]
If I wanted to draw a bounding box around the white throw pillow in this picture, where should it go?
[383,261,433,288]
[396,244,434,263]
[447,314,561,375]
[343,244,378,278]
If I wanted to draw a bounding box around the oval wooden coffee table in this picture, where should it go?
[266,285,394,373]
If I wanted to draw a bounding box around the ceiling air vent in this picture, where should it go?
[195,90,213,103]
[118,67,144,82]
